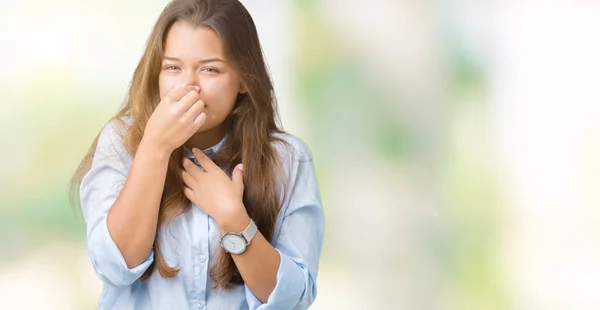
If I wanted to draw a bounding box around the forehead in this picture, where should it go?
[163,21,225,60]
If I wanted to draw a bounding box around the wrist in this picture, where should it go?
[139,138,172,161]
[217,203,250,233]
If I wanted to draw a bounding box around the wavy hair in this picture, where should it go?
[70,0,287,288]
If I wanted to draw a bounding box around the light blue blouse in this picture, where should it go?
[80,119,325,309]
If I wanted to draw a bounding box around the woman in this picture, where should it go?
[70,0,324,309]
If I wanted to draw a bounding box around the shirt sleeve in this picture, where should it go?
[79,119,154,287]
[245,140,325,310]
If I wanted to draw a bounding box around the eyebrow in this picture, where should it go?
[162,56,225,64]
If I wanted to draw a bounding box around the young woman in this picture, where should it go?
[71,0,324,309]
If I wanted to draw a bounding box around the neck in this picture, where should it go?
[185,124,226,151]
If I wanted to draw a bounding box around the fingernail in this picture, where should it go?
[237,164,243,171]
[193,85,200,92]
[192,148,198,153]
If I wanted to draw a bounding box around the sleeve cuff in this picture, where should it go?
[244,248,307,309]
[88,215,154,287]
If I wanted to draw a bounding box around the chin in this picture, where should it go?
[195,123,214,133]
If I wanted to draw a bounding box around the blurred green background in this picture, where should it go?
[2,0,600,309]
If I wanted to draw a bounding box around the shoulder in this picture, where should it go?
[81,117,134,195]
[96,116,134,151]
[271,132,313,163]
[100,116,132,142]
[270,132,322,222]
[94,116,133,163]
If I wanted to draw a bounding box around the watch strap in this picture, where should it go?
[241,219,258,244]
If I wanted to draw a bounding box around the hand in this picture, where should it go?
[181,148,248,230]
[143,85,206,154]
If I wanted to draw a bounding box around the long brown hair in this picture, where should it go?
[70,0,288,289]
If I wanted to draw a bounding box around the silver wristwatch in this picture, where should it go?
[219,219,258,254]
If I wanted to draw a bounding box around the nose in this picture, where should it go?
[181,70,199,91]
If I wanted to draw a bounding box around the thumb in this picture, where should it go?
[232,163,244,191]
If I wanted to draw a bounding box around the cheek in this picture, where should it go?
[202,78,240,108]
[158,75,178,99]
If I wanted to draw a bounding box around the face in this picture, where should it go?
[159,21,244,134]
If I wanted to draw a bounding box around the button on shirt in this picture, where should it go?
[80,119,325,309]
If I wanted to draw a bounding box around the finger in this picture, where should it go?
[181,170,197,187]
[175,89,201,113]
[231,163,244,192]
[182,157,204,176]
[183,99,205,123]
[192,148,217,171]
[192,112,207,131]
[183,187,194,201]
[165,85,197,104]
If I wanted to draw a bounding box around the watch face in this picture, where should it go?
[221,234,246,254]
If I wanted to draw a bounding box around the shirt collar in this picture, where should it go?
[183,136,226,160]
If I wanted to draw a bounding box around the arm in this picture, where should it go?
[225,153,325,309]
[181,133,324,308]
[81,86,205,286]
[80,120,165,286]
[105,137,170,268]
